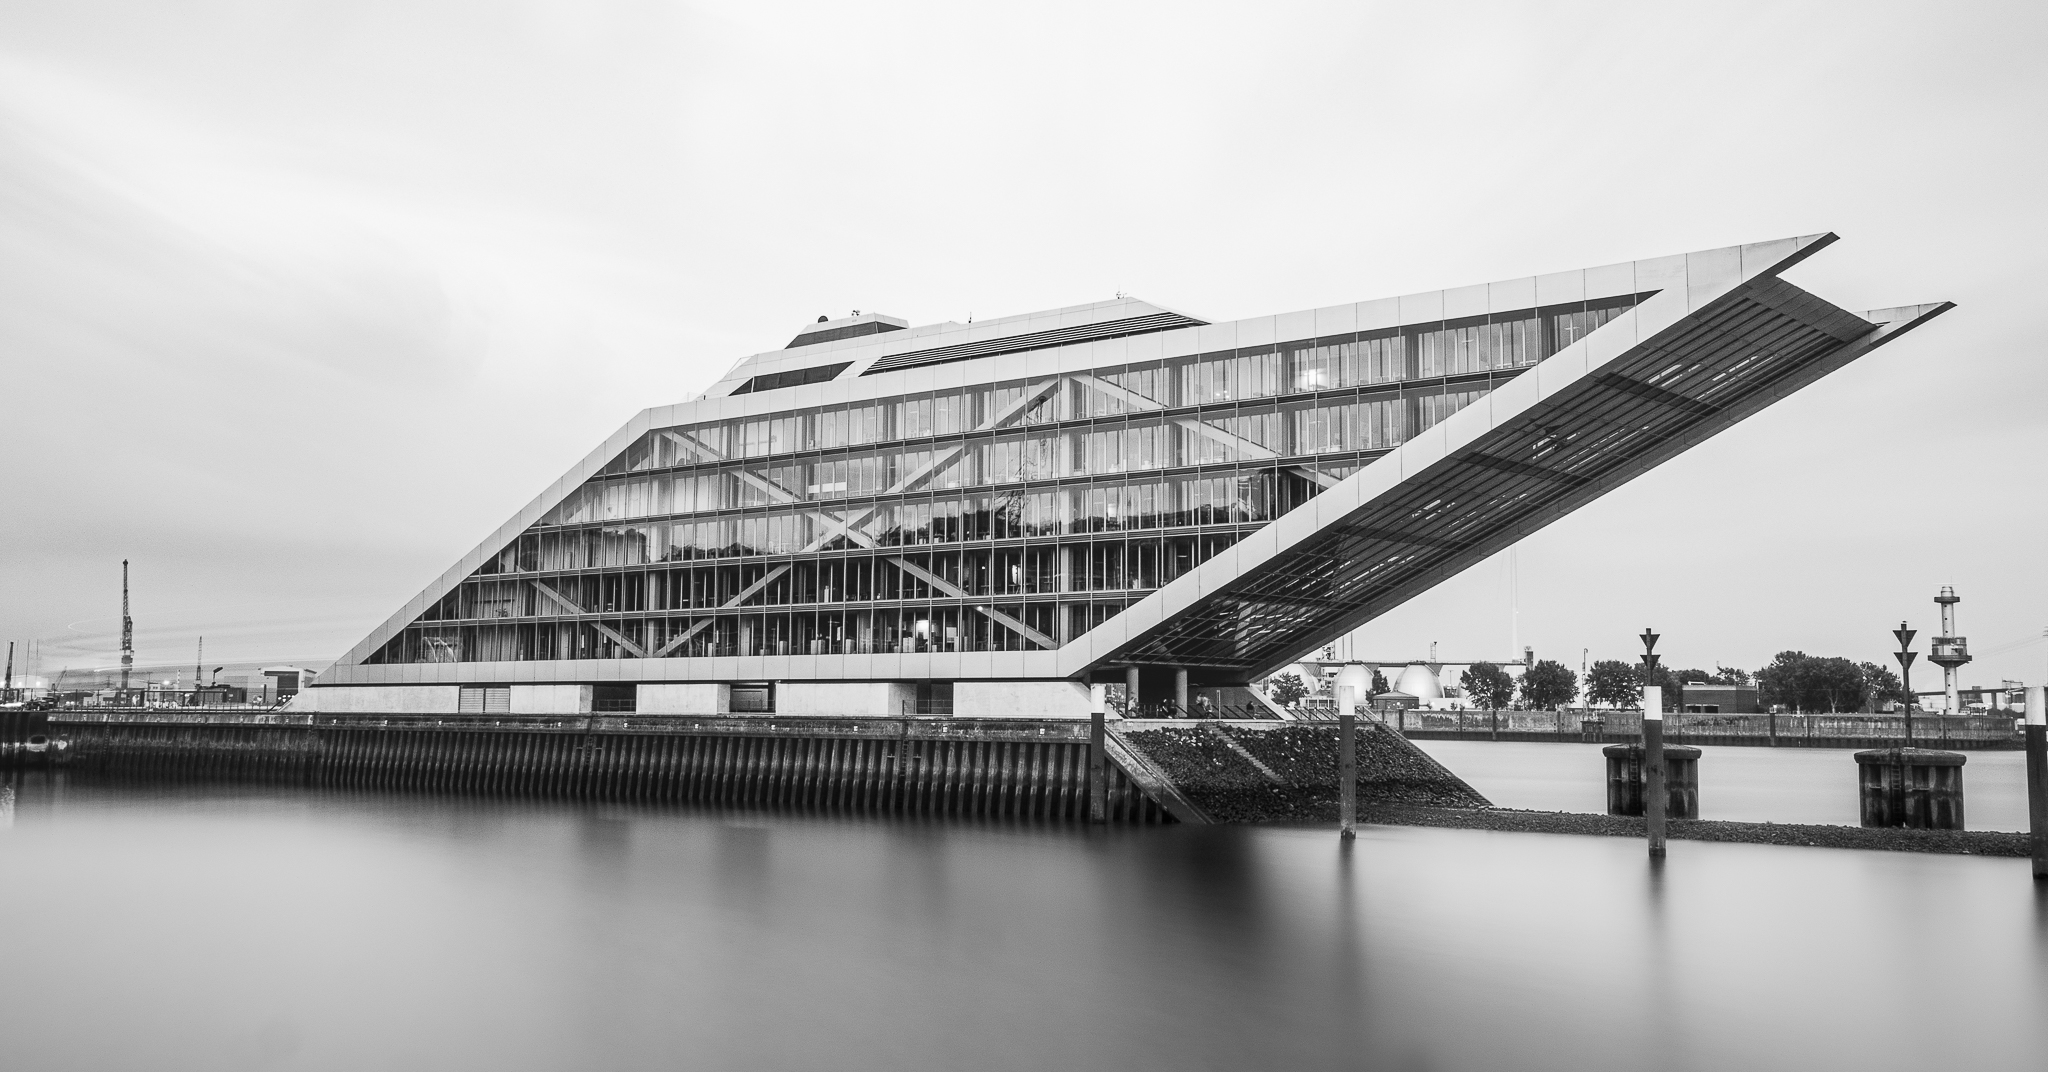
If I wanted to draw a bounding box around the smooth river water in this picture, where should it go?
[2,768,2044,1072]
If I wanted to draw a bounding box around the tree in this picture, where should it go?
[1858,662,1908,711]
[1711,666,1752,686]
[1587,660,1679,710]
[1267,673,1310,708]
[1371,669,1390,694]
[1519,659,1579,710]
[1585,660,1640,708]
[1809,657,1866,713]
[1757,651,1869,712]
[1757,651,1812,712]
[1460,662,1515,710]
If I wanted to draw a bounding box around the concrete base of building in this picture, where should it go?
[955,680,1093,720]
[288,684,596,716]
[515,685,592,715]
[774,682,913,717]
[637,683,729,715]
[288,685,461,715]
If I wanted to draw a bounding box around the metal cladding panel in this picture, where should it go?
[1399,290,1444,324]
[1315,303,1357,337]
[1686,246,1744,310]
[1274,309,1317,345]
[1123,329,1169,364]
[1534,269,1586,307]
[1357,297,1400,331]
[1585,260,1640,302]
[331,650,1076,686]
[1488,276,1537,315]
[1442,283,1488,320]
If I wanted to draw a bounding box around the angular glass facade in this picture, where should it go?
[366,294,1649,667]
[317,234,1945,724]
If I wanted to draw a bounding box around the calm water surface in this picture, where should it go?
[1,771,2043,1072]
[1417,740,2036,830]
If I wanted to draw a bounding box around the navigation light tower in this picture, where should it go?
[1928,586,1971,716]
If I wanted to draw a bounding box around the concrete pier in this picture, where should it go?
[1602,743,1701,821]
[1854,748,1966,830]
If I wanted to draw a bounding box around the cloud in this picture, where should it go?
[2,1,2046,684]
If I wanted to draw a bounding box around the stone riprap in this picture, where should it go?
[1118,723,1488,823]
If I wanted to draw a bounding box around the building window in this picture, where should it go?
[731,683,775,713]
[458,686,510,714]
[593,684,637,712]
[912,682,953,716]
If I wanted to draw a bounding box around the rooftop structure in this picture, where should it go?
[299,235,1950,719]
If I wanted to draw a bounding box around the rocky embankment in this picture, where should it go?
[1119,722,1488,823]
[1354,805,2033,856]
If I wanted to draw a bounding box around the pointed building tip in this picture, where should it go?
[1802,231,1840,254]
[1739,232,1841,281]
[1858,301,1955,337]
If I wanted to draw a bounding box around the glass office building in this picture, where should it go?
[304,236,1947,718]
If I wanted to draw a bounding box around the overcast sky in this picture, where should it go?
[3,1,2044,689]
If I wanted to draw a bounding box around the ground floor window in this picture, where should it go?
[912,682,953,716]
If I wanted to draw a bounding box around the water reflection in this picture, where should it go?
[0,779,2041,1071]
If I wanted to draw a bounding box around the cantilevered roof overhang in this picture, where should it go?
[1056,233,1951,682]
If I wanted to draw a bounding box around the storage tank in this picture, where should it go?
[1393,662,1443,704]
[1335,663,1376,713]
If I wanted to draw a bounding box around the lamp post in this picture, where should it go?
[1893,623,1916,749]
[1641,628,1666,857]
